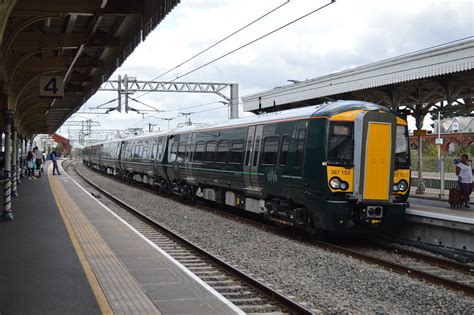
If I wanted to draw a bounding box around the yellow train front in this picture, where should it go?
[303,101,410,233]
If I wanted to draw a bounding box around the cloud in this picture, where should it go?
[63,0,473,137]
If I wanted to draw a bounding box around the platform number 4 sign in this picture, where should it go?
[39,75,64,98]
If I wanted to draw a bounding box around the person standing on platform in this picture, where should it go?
[32,147,43,178]
[51,149,61,175]
[455,154,473,208]
[26,151,35,180]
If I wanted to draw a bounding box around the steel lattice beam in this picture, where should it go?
[100,78,232,101]
[62,120,101,126]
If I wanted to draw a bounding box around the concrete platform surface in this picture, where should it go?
[0,162,242,314]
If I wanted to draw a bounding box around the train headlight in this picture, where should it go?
[329,177,341,189]
[398,180,408,192]
[393,184,399,192]
[339,181,349,191]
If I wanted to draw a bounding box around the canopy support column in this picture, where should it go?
[2,111,14,222]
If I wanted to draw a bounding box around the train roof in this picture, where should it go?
[171,100,396,135]
[85,101,401,148]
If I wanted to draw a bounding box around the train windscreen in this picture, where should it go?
[328,122,353,165]
[395,125,409,166]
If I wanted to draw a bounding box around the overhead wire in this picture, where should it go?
[128,97,163,111]
[128,103,229,129]
[164,0,335,84]
[134,0,290,100]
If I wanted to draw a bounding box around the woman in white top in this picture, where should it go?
[455,154,473,208]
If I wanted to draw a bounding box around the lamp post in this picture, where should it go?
[414,128,426,194]
[179,112,193,126]
[436,111,444,198]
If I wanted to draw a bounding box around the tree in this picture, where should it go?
[56,143,64,155]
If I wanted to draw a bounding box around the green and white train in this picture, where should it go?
[83,100,411,233]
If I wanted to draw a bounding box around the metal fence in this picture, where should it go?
[411,157,460,198]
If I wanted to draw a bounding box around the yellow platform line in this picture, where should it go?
[48,162,161,314]
[48,164,113,314]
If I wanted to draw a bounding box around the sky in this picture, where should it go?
[59,0,473,140]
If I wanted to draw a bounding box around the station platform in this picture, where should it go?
[401,197,474,252]
[0,162,241,314]
[407,197,474,225]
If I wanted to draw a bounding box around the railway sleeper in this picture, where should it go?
[186,266,215,271]
[204,279,235,285]
[164,250,190,254]
[238,304,280,312]
[221,291,255,297]
[191,270,221,275]
[180,259,207,264]
[181,263,210,268]
[246,312,292,315]
[227,298,268,305]
[199,275,229,281]
[210,286,247,293]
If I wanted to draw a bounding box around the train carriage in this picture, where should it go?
[83,100,410,233]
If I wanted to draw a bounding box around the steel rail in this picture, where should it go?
[371,241,474,274]
[310,240,474,297]
[70,161,315,315]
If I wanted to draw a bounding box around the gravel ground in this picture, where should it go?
[70,161,474,314]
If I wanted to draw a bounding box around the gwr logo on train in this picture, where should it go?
[266,169,278,183]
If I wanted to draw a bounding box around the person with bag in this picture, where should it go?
[26,151,35,180]
[32,147,43,177]
[50,149,61,175]
[455,154,473,208]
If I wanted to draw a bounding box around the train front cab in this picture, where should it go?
[323,109,410,233]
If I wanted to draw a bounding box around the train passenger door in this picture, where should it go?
[184,133,196,183]
[243,126,254,190]
[244,125,263,195]
[118,141,125,170]
[353,111,396,202]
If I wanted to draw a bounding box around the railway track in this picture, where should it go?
[65,160,316,314]
[65,159,474,298]
[313,240,474,296]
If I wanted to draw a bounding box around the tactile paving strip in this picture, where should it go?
[49,171,161,314]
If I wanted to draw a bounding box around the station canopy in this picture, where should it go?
[0,0,180,137]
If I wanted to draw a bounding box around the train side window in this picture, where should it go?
[205,140,216,162]
[245,138,253,166]
[143,142,149,159]
[194,141,205,162]
[230,140,244,164]
[295,129,306,167]
[279,136,290,166]
[117,143,122,158]
[177,142,186,162]
[170,142,178,161]
[151,144,158,159]
[262,136,279,165]
[137,145,143,159]
[252,136,261,166]
[216,140,229,163]
[157,137,164,160]
[185,141,192,162]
